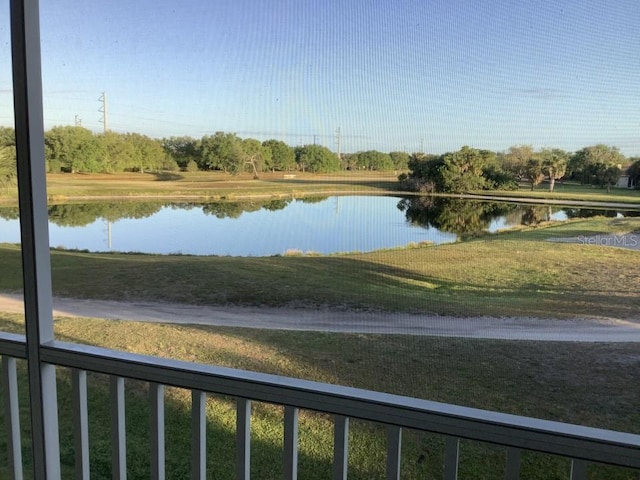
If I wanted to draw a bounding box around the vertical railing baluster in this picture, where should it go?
[2,356,23,480]
[110,376,126,480]
[236,398,251,480]
[72,369,90,480]
[444,436,460,480]
[333,415,349,480]
[191,390,206,480]
[504,447,521,480]
[150,383,165,480]
[283,406,299,480]
[386,425,402,480]
[570,459,588,480]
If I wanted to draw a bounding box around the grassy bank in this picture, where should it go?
[0,313,637,479]
[2,172,640,207]
[1,216,639,319]
[470,182,640,205]
[0,171,401,203]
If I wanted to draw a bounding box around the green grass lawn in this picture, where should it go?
[0,313,638,479]
[0,171,402,203]
[471,181,640,204]
[2,173,639,207]
[1,216,638,319]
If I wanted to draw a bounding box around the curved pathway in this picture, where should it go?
[1,293,639,342]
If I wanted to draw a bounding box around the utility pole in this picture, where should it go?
[74,115,82,127]
[313,134,318,145]
[98,91,108,133]
[335,127,342,164]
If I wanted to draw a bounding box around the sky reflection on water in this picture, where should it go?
[0,196,627,256]
[0,196,456,256]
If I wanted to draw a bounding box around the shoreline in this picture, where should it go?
[1,189,639,210]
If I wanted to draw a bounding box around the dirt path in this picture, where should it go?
[1,293,638,342]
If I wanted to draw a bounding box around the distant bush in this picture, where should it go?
[185,160,199,172]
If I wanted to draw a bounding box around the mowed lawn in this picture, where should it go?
[37,171,402,200]
[471,181,640,204]
[0,312,638,479]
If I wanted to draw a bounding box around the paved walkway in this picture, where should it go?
[1,293,639,342]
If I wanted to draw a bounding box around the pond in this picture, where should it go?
[0,196,635,256]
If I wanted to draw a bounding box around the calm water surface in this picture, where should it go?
[0,196,629,256]
[0,196,455,256]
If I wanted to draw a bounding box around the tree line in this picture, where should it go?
[400,144,640,194]
[0,126,408,178]
[1,125,639,191]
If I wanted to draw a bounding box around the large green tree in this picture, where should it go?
[262,139,295,171]
[99,131,135,172]
[569,145,625,185]
[45,126,105,173]
[540,148,568,192]
[503,145,534,180]
[389,151,409,170]
[295,144,340,173]
[398,153,443,193]
[524,156,545,190]
[439,146,488,193]
[241,138,272,178]
[595,163,622,192]
[123,133,165,173]
[352,150,394,171]
[162,136,201,170]
[200,132,243,173]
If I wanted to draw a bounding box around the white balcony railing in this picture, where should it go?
[1,332,639,479]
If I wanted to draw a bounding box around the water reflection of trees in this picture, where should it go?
[298,196,328,204]
[47,203,165,227]
[0,206,19,220]
[398,197,640,235]
[397,197,517,236]
[563,208,640,219]
[201,199,291,219]
[0,198,297,226]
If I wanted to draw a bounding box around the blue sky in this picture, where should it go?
[1,0,639,155]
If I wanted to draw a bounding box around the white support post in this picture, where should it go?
[2,356,24,480]
[110,377,126,479]
[236,398,251,480]
[150,383,165,480]
[444,436,460,480]
[570,459,588,480]
[386,425,402,480]
[10,0,60,477]
[72,369,90,480]
[191,390,206,480]
[333,415,349,480]
[504,447,521,480]
[283,406,299,480]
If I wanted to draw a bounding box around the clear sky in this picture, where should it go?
[1,0,639,155]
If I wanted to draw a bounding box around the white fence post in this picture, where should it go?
[10,0,60,477]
